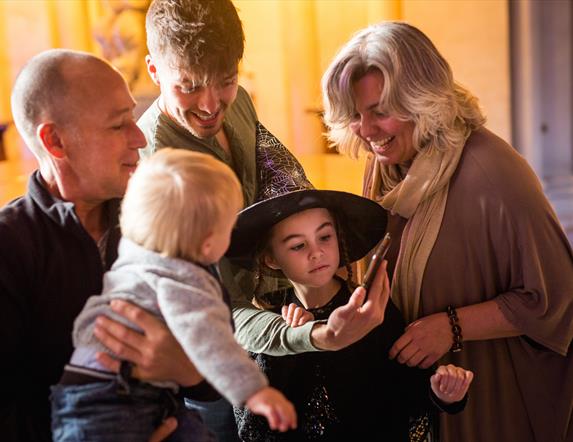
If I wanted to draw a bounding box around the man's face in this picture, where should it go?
[146,55,239,139]
[58,64,147,202]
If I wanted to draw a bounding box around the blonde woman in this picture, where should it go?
[322,21,573,442]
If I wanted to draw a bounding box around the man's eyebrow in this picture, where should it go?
[107,106,134,120]
[223,71,238,80]
[175,76,198,86]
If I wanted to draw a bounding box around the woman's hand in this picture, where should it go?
[389,312,452,368]
[281,303,314,328]
[94,300,203,386]
[390,301,522,368]
[311,261,390,351]
[430,364,474,404]
[245,387,297,432]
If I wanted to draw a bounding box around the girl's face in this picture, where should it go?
[264,208,340,288]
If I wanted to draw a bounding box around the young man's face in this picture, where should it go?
[146,55,239,139]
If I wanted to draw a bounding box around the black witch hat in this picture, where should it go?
[226,122,387,269]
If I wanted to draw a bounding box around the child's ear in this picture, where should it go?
[263,254,281,271]
[200,232,214,260]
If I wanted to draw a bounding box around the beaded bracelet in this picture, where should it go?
[446,305,463,353]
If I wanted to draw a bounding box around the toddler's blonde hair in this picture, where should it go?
[120,148,243,261]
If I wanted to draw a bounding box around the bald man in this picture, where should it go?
[2,49,197,441]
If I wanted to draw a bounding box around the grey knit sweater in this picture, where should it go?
[71,238,268,406]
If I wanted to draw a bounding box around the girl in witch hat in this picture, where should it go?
[226,139,474,441]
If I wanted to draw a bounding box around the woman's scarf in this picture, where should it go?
[363,143,464,323]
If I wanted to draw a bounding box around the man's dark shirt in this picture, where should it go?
[0,171,120,441]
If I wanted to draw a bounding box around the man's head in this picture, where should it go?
[11,49,146,202]
[120,148,243,263]
[144,0,244,139]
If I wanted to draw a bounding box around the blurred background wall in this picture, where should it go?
[0,0,571,242]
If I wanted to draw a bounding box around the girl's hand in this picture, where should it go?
[282,303,314,328]
[245,387,297,432]
[311,261,390,351]
[430,364,474,404]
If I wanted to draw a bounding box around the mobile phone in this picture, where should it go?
[361,232,391,293]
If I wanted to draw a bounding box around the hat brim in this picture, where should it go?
[226,189,388,270]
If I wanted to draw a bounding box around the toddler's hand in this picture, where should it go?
[430,364,473,404]
[282,303,314,328]
[245,387,297,432]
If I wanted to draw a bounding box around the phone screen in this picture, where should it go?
[361,232,391,294]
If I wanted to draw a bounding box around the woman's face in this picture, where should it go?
[349,69,417,166]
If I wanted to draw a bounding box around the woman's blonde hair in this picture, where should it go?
[120,148,243,261]
[322,21,486,159]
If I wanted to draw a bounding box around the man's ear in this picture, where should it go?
[146,55,160,86]
[264,253,281,271]
[37,123,65,159]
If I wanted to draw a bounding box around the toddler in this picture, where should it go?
[51,148,296,441]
